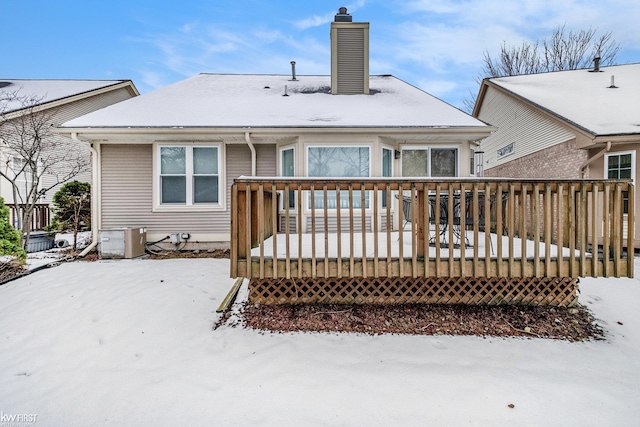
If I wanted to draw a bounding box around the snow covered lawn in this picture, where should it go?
[1,258,639,426]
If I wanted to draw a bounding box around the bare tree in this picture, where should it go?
[0,91,90,250]
[464,24,620,112]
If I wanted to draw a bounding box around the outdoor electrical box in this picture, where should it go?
[99,228,147,259]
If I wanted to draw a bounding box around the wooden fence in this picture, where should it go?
[7,204,51,231]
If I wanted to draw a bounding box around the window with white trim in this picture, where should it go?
[281,146,295,209]
[606,151,635,214]
[307,146,370,209]
[159,145,221,206]
[401,147,458,177]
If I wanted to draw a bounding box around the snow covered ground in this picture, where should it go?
[1,258,639,426]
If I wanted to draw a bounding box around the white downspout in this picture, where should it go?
[71,132,100,257]
[580,141,611,178]
[245,132,257,176]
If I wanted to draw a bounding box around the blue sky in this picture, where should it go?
[3,0,640,110]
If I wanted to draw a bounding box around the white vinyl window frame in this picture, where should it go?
[152,143,225,212]
[305,144,372,211]
[280,145,296,210]
[400,145,460,177]
[605,150,635,215]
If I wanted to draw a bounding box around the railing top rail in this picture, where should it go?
[234,176,632,185]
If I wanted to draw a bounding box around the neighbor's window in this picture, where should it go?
[402,147,458,177]
[497,143,514,160]
[307,146,370,208]
[160,145,220,205]
[606,152,634,214]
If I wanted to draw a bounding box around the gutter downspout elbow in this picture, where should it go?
[71,132,99,257]
[580,141,611,178]
[245,132,257,176]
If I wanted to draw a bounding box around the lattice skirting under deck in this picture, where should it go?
[248,277,579,307]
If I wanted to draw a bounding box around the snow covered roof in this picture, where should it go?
[485,63,640,137]
[60,74,488,129]
[0,79,134,114]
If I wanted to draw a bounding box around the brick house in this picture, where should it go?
[472,62,640,247]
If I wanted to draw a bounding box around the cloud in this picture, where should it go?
[293,0,368,30]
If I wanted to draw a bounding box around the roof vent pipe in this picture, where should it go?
[608,75,618,88]
[591,56,601,72]
[290,61,297,81]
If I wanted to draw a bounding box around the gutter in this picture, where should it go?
[580,141,611,178]
[244,132,257,176]
[71,132,100,257]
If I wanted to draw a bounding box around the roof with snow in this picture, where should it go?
[481,63,640,136]
[60,74,488,129]
[0,79,133,114]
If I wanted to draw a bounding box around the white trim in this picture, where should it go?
[152,142,226,212]
[604,150,635,183]
[400,145,460,177]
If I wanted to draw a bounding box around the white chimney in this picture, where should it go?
[330,7,369,95]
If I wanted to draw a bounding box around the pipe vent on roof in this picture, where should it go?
[589,56,601,73]
[608,75,618,88]
[290,61,297,81]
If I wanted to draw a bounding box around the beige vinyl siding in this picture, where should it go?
[101,144,227,235]
[102,143,276,239]
[336,28,365,94]
[478,86,575,170]
[225,144,277,209]
[50,86,135,125]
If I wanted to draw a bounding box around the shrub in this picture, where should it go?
[0,197,26,261]
[51,181,91,250]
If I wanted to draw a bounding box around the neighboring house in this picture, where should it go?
[57,8,492,249]
[0,79,139,229]
[473,62,640,247]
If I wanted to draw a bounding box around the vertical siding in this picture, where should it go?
[478,87,575,171]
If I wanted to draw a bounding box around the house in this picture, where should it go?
[472,62,640,247]
[0,78,139,230]
[57,8,493,250]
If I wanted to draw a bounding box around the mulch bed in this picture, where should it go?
[0,261,29,285]
[239,302,604,341]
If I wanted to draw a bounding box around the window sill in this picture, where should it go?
[152,204,226,213]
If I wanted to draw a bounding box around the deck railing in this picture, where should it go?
[231,178,634,282]
[7,204,51,231]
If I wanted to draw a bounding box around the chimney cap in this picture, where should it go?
[334,7,352,22]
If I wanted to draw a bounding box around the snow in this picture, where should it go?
[252,230,579,259]
[1,257,639,426]
[489,63,640,136]
[60,74,488,129]
[0,79,129,114]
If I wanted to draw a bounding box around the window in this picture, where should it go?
[382,147,393,207]
[606,151,634,214]
[281,147,295,209]
[497,143,514,160]
[469,148,476,176]
[159,145,220,206]
[307,146,370,208]
[401,147,458,177]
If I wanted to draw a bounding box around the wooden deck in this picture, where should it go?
[230,178,634,306]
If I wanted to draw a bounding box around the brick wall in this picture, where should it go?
[485,139,588,178]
